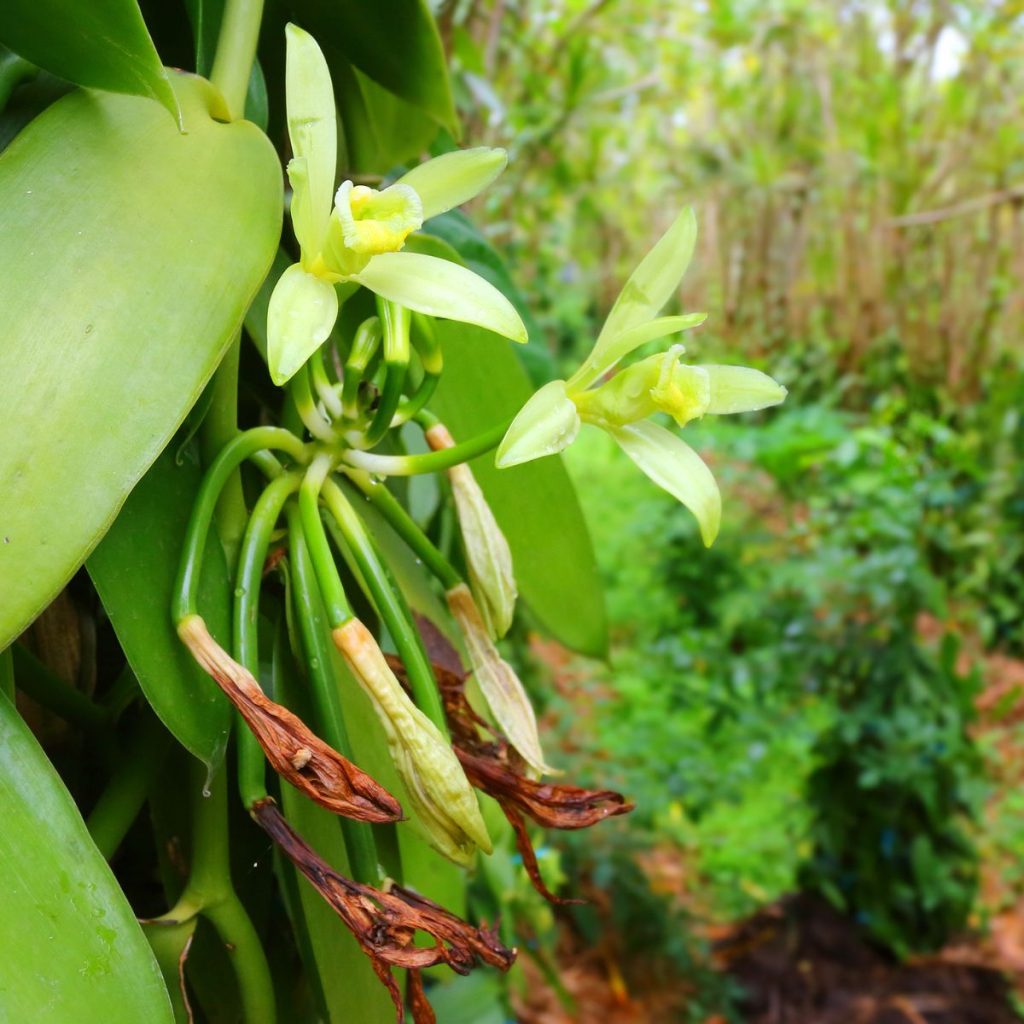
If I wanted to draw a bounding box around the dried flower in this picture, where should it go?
[253,799,515,1022]
[177,614,400,821]
[388,632,634,905]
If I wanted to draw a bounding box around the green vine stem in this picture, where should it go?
[320,478,447,733]
[340,418,511,476]
[285,505,382,884]
[210,0,266,121]
[10,643,110,733]
[200,338,250,564]
[363,299,410,447]
[173,426,308,623]
[298,454,353,628]
[291,363,336,442]
[86,709,172,859]
[162,761,276,1024]
[310,346,343,419]
[345,469,461,589]
[143,917,197,1024]
[393,312,442,425]
[342,317,382,419]
[232,471,303,809]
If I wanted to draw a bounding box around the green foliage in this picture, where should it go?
[0,74,281,648]
[0,693,173,1023]
[461,1,1024,393]
[801,634,982,957]
[0,0,179,121]
[88,446,233,770]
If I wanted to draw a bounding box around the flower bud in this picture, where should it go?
[331,618,492,865]
[446,583,552,776]
[426,422,517,639]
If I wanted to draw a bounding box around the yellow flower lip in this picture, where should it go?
[333,180,423,256]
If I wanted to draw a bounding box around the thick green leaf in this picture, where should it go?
[87,445,232,769]
[334,58,439,175]
[0,73,281,648]
[424,210,553,385]
[0,0,179,123]
[290,0,457,133]
[0,693,174,1022]
[0,69,72,153]
[429,323,608,657]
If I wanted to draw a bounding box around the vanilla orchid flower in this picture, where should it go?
[267,24,527,385]
[496,208,787,546]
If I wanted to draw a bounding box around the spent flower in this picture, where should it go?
[496,208,787,545]
[268,25,526,385]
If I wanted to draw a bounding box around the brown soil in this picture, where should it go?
[717,893,1019,1024]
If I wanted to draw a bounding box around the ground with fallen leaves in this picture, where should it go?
[513,628,1024,1024]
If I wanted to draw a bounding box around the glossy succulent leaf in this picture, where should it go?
[335,59,440,175]
[0,69,72,153]
[0,693,174,1023]
[0,74,281,648]
[290,0,457,133]
[423,209,552,385]
[430,323,608,658]
[0,0,179,123]
[87,446,233,769]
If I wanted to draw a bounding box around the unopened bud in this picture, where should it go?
[446,584,552,776]
[331,618,492,865]
[427,422,517,639]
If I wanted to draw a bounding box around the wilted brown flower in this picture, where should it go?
[177,615,401,822]
[406,969,436,1024]
[252,799,515,1022]
[387,629,635,904]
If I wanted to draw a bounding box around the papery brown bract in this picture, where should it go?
[252,800,514,1022]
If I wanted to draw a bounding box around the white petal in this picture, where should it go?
[609,420,721,546]
[596,207,697,357]
[496,380,581,468]
[396,147,508,220]
[285,23,337,254]
[701,365,788,414]
[353,252,527,343]
[568,312,707,390]
[266,264,339,386]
